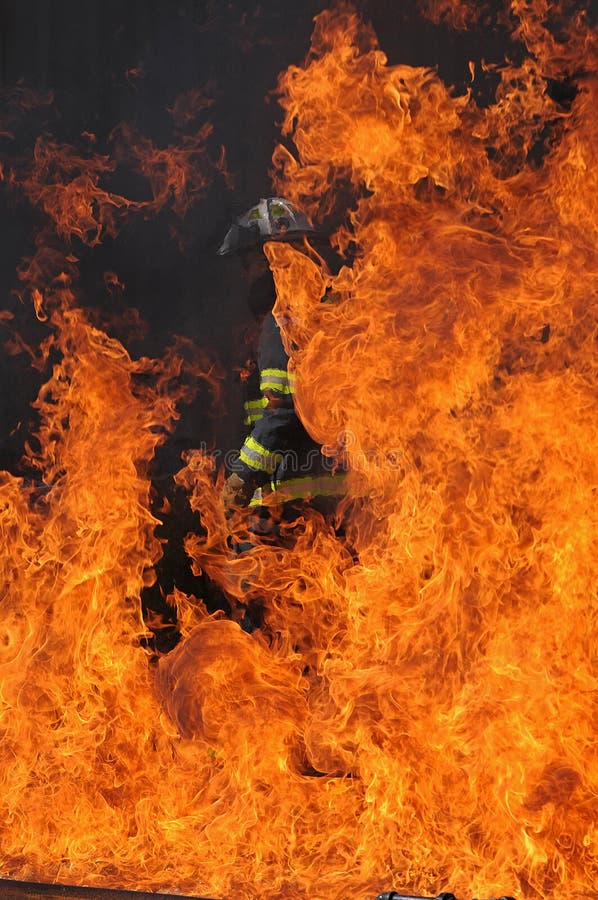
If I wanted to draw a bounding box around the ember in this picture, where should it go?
[0,2,595,900]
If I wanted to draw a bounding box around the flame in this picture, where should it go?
[13,111,226,247]
[417,0,494,30]
[103,271,125,294]
[1,3,597,899]
[112,122,226,219]
[21,137,132,245]
[0,83,54,140]
[263,4,596,896]
[168,87,215,128]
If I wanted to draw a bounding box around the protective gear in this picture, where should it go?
[234,311,347,505]
[217,197,315,256]
[221,472,255,518]
[220,197,345,513]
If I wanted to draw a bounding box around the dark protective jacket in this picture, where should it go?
[233,312,346,505]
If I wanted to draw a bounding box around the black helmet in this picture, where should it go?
[218,197,315,256]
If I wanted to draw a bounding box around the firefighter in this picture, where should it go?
[218,197,347,527]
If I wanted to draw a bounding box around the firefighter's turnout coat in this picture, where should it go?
[234,312,346,506]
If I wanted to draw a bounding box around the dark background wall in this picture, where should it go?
[0,0,514,476]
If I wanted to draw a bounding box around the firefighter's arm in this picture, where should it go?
[222,400,297,516]
[222,314,299,516]
[222,369,300,517]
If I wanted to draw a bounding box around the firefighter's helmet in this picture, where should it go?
[217,197,314,256]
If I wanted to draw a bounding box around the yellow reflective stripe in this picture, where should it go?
[239,436,283,474]
[275,474,347,500]
[249,473,347,504]
[243,397,267,425]
[260,367,295,395]
[261,368,289,378]
[260,381,293,394]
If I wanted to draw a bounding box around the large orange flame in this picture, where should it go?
[177,2,597,896]
[1,3,596,899]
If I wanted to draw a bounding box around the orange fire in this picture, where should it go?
[22,136,132,245]
[11,115,226,247]
[1,3,596,900]
[112,121,226,220]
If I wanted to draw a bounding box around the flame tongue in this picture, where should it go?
[261,3,596,897]
[1,3,597,899]
[1,303,180,883]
